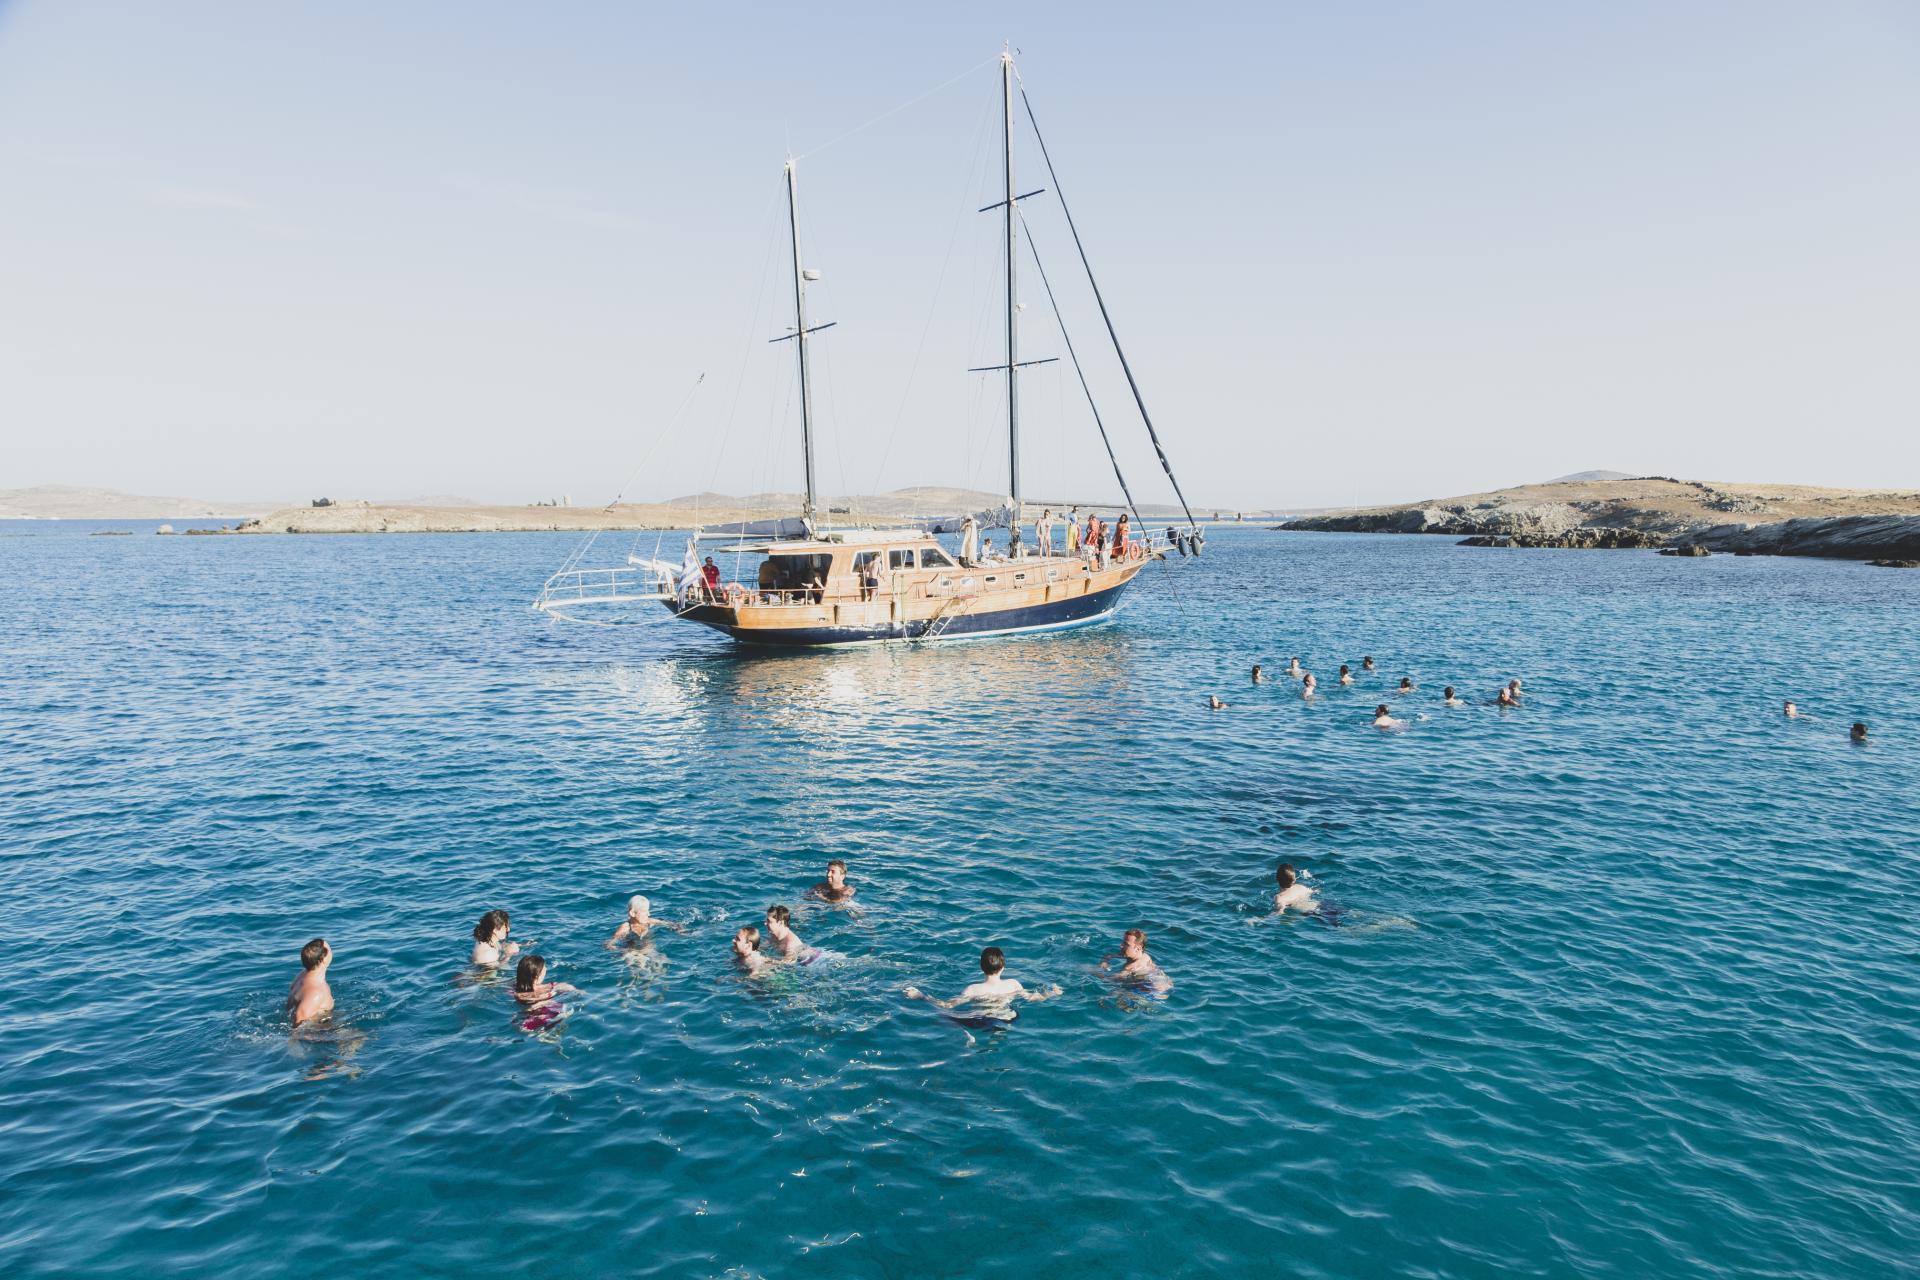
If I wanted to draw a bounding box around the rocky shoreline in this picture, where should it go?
[1278,477,1920,564]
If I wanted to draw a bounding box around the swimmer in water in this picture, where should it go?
[1362,656,1376,671]
[1373,703,1404,729]
[287,937,334,1026]
[732,926,769,975]
[904,946,1061,1017]
[1208,695,1230,710]
[763,905,809,961]
[1339,664,1354,686]
[1251,663,1265,685]
[607,895,686,946]
[1397,677,1415,694]
[1783,700,1799,718]
[1851,721,1869,743]
[1496,685,1518,707]
[1443,686,1465,707]
[1274,863,1318,915]
[1285,657,1304,680]
[512,954,577,1004]
[1102,928,1172,994]
[1506,679,1523,701]
[807,859,855,904]
[1301,673,1317,699]
[469,910,521,966]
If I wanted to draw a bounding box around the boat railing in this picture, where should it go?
[532,565,671,616]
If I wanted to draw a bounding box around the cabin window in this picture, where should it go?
[921,546,957,568]
[1014,572,1027,581]
[889,549,916,570]
[762,553,832,595]
[985,575,998,584]
[853,551,881,572]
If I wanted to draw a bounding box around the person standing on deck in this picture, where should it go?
[1037,510,1055,557]
[1066,508,1081,555]
[959,514,981,567]
[701,556,721,597]
[1112,513,1131,562]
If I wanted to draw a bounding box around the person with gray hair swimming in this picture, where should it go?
[607,895,686,946]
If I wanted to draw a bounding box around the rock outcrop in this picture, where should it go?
[1460,529,1668,550]
[1684,515,1920,562]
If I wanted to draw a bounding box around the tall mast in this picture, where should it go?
[785,159,819,527]
[1001,49,1020,517]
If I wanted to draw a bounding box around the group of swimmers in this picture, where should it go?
[286,857,1327,1030]
[1207,653,1524,728]
[1782,701,1872,742]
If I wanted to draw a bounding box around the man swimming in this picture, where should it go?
[608,895,686,946]
[807,860,855,904]
[1103,928,1172,994]
[763,905,810,961]
[1208,695,1230,710]
[1338,664,1354,686]
[1362,656,1376,671]
[1373,703,1404,728]
[287,938,334,1026]
[1783,700,1799,718]
[1851,721,1869,743]
[1496,686,1518,708]
[1285,657,1304,680]
[1301,673,1317,699]
[1397,677,1415,693]
[732,926,770,975]
[1274,863,1318,914]
[1443,686,1465,706]
[904,946,1060,1020]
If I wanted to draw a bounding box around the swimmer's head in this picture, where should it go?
[626,895,650,922]
[1276,863,1297,889]
[1784,700,1797,716]
[1399,677,1413,690]
[1443,686,1456,699]
[979,946,1006,976]
[826,860,847,884]
[734,926,760,955]
[513,954,546,993]
[766,904,791,928]
[1851,722,1868,741]
[1122,928,1147,958]
[1340,664,1351,675]
[1363,656,1375,668]
[472,909,507,942]
[1375,704,1390,717]
[300,938,330,970]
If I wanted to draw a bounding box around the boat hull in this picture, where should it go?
[671,576,1135,648]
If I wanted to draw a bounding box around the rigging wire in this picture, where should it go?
[1020,214,1143,533]
[1014,70,1199,531]
[792,54,1001,163]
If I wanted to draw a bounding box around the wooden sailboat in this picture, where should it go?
[536,51,1197,647]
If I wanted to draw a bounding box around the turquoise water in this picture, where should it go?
[2,522,1916,1278]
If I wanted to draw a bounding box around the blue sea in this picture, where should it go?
[2,521,1916,1278]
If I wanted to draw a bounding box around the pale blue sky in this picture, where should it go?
[2,1,1916,509]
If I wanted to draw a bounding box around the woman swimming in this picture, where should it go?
[470,910,521,966]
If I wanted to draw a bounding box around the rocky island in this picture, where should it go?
[1279,476,1920,563]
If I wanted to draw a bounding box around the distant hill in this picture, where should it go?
[1549,470,1638,483]
[0,485,280,520]
[1281,476,1920,543]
